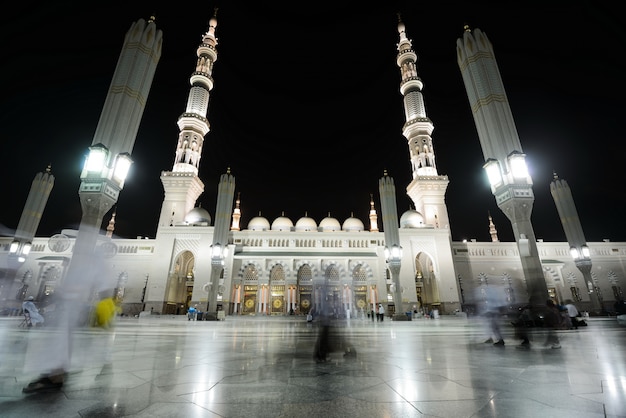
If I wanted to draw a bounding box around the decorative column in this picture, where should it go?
[379,171,406,319]
[457,26,548,307]
[551,173,602,313]
[205,170,235,319]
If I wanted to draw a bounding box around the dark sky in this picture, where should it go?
[1,2,624,243]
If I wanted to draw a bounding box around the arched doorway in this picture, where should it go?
[297,264,313,315]
[165,250,195,315]
[414,252,439,314]
[241,263,259,315]
[269,264,286,315]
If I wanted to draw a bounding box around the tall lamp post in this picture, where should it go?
[570,245,602,313]
[205,243,227,318]
[63,145,132,295]
[384,244,403,315]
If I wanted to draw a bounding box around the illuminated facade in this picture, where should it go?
[2,14,625,318]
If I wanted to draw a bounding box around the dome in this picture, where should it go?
[248,216,270,231]
[342,216,364,232]
[271,215,294,231]
[295,215,317,232]
[319,215,341,232]
[184,207,211,225]
[400,209,425,228]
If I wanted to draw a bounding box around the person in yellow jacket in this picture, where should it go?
[94,294,121,329]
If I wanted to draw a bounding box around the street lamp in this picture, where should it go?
[384,244,403,316]
[206,243,228,317]
[9,240,32,263]
[570,243,602,313]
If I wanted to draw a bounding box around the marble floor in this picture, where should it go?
[0,314,625,418]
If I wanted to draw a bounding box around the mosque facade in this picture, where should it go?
[2,13,625,319]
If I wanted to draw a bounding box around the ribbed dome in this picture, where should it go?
[319,215,341,232]
[248,216,270,231]
[400,209,425,228]
[295,216,317,231]
[271,216,294,231]
[342,216,364,232]
[184,207,211,225]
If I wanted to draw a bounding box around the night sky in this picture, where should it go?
[2,2,624,243]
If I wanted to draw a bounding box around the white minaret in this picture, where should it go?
[230,192,241,231]
[158,9,219,229]
[368,194,379,232]
[457,25,548,307]
[397,16,450,230]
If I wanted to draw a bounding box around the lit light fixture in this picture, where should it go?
[570,246,580,259]
[483,158,502,187]
[9,240,19,254]
[211,243,222,258]
[581,245,590,258]
[84,143,109,174]
[384,244,403,261]
[507,151,529,179]
[113,152,133,185]
[22,242,32,256]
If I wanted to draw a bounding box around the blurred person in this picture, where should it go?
[21,296,44,327]
[544,299,562,349]
[187,305,197,321]
[378,303,384,322]
[475,286,506,346]
[564,299,580,329]
[22,240,116,394]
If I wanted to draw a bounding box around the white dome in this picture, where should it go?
[248,216,270,231]
[400,209,425,228]
[295,216,317,231]
[271,216,294,231]
[342,216,364,232]
[319,216,341,232]
[184,207,211,225]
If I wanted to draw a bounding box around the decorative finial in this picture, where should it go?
[463,24,471,33]
[383,169,388,176]
[553,170,559,180]
[148,14,156,23]
[226,166,231,174]
[46,164,52,172]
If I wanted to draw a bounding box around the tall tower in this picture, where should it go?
[457,26,548,306]
[396,17,450,230]
[158,10,219,229]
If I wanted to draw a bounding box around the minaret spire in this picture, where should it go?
[231,192,241,231]
[171,8,219,175]
[106,207,117,238]
[488,211,499,242]
[369,193,379,232]
[397,18,451,230]
[159,10,220,229]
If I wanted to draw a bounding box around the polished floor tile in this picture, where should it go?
[0,315,625,417]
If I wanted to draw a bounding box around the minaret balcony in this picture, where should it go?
[197,44,217,61]
[400,77,423,94]
[190,73,214,90]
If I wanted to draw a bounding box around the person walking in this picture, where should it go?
[544,299,562,349]
[564,300,580,329]
[21,296,45,327]
[187,306,197,321]
[378,304,385,322]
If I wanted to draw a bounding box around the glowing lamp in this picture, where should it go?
[113,152,133,185]
[85,144,108,173]
[483,158,502,186]
[508,152,528,178]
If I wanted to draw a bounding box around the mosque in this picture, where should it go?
[1,12,625,320]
